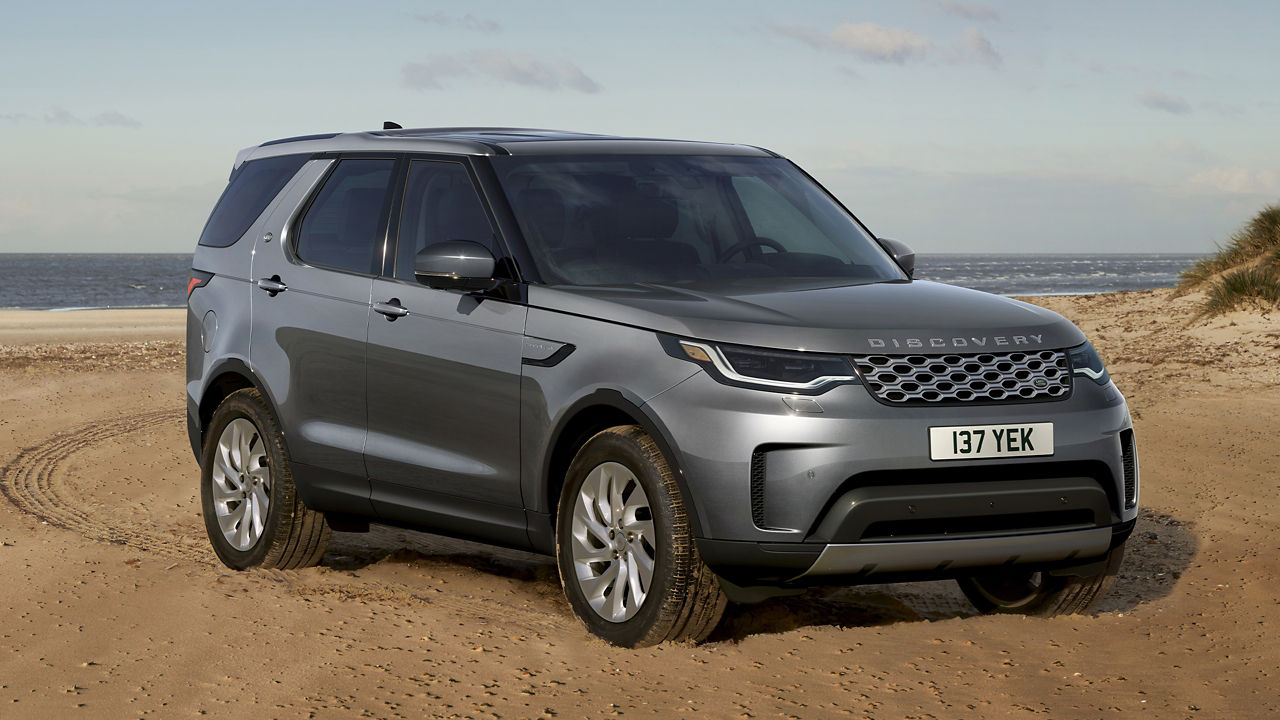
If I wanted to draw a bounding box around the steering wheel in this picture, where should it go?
[717,237,786,263]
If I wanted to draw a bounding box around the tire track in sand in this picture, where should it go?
[1,410,574,631]
[0,408,209,563]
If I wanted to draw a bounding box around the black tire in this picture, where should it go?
[957,544,1125,617]
[200,388,330,570]
[555,425,727,647]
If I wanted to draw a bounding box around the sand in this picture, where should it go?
[0,291,1276,718]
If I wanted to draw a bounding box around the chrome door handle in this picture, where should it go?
[373,299,409,320]
[256,277,288,296]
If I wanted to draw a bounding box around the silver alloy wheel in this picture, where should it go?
[210,417,271,551]
[570,461,656,622]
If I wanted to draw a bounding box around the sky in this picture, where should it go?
[2,0,1278,255]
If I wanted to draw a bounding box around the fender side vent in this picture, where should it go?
[750,451,767,529]
[1120,428,1137,509]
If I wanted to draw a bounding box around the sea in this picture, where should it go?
[0,253,1206,311]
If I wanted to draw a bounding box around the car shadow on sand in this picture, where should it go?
[324,524,558,580]
[316,507,1196,643]
[711,508,1198,641]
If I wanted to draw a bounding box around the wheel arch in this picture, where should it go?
[538,389,704,549]
[192,358,284,459]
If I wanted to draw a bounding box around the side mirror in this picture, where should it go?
[877,237,915,278]
[414,240,498,291]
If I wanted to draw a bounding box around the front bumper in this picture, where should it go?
[643,368,1139,581]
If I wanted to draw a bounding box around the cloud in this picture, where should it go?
[404,51,600,93]
[953,27,1001,68]
[91,111,142,128]
[33,107,141,127]
[933,0,999,21]
[0,112,30,121]
[44,107,81,124]
[773,22,1000,68]
[468,51,600,92]
[773,22,931,64]
[1138,90,1192,115]
[1188,167,1280,196]
[829,23,932,63]
[413,11,500,33]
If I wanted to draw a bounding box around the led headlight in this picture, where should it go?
[1067,341,1110,386]
[660,336,860,394]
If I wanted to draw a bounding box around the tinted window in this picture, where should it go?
[197,154,309,248]
[492,155,905,286]
[295,159,395,275]
[393,161,496,281]
[732,176,846,257]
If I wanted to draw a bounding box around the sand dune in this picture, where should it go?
[0,291,1276,718]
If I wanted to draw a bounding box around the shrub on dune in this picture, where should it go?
[1200,266,1280,316]
[1176,203,1280,316]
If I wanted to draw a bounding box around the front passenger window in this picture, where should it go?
[395,161,497,281]
[295,158,396,275]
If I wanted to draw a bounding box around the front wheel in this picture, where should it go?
[556,426,726,647]
[200,388,330,570]
[957,544,1125,617]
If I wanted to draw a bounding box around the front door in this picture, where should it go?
[364,159,528,545]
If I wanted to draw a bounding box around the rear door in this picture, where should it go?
[364,158,528,545]
[250,156,397,512]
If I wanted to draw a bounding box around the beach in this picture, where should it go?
[1,290,1277,718]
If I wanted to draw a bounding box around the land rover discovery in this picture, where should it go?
[185,127,1138,647]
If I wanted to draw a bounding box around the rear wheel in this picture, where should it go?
[957,544,1125,617]
[200,388,330,570]
[556,426,726,647]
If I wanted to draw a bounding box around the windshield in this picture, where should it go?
[491,155,906,287]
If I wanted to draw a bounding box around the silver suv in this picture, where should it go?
[186,127,1138,647]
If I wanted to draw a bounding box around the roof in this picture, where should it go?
[234,126,776,169]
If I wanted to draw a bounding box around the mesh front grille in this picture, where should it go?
[854,350,1071,404]
[1120,428,1137,508]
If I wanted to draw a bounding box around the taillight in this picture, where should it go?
[188,269,214,298]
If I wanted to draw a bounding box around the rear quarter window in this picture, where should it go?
[293,158,396,275]
[197,154,310,248]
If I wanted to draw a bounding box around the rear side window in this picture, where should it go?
[197,154,309,248]
[294,158,396,275]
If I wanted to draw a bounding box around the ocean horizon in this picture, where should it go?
[0,252,1208,311]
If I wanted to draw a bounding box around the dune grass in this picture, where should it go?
[1176,203,1280,316]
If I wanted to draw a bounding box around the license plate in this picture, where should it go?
[929,423,1054,461]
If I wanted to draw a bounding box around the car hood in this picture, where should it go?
[527,279,1085,355]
